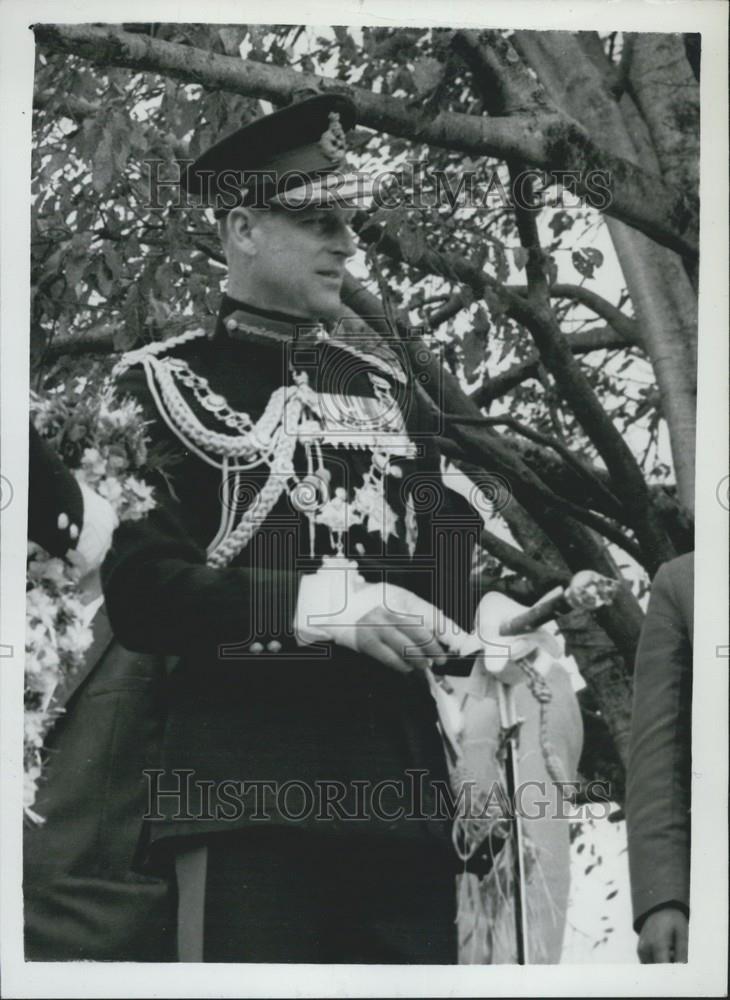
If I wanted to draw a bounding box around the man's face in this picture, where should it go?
[245,204,357,321]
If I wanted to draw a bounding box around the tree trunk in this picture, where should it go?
[513,30,698,515]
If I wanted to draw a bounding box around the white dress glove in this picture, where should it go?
[74,481,119,573]
[294,557,461,660]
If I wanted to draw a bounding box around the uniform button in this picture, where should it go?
[267,640,282,653]
[249,642,264,654]
[69,523,79,540]
[225,316,239,332]
[57,512,69,529]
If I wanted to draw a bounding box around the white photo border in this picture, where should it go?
[1,0,727,995]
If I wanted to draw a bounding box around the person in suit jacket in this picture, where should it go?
[626,552,693,963]
[24,424,176,961]
[101,94,488,964]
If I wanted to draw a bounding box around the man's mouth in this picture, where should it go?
[315,269,343,282]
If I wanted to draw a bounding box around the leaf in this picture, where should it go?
[462,327,485,383]
[571,247,604,280]
[217,26,244,56]
[483,286,506,321]
[411,57,443,96]
[155,262,176,299]
[112,125,131,173]
[148,289,171,327]
[112,322,139,352]
[65,256,87,293]
[513,246,529,271]
[92,129,115,194]
[548,210,574,238]
[399,226,426,265]
[95,258,114,298]
[120,283,141,348]
[473,305,491,339]
[103,246,123,282]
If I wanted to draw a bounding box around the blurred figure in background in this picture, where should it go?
[626,552,693,963]
[24,424,175,961]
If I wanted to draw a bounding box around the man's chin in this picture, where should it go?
[311,291,346,323]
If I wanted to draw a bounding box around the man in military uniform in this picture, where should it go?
[102,94,484,963]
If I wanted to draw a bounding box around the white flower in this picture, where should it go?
[41,558,69,588]
[80,447,106,480]
[26,379,156,812]
[34,643,61,672]
[57,619,93,655]
[97,476,123,505]
[26,588,60,630]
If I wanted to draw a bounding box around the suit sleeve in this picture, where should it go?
[101,367,308,659]
[626,561,692,930]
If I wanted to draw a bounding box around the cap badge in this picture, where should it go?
[319,112,347,165]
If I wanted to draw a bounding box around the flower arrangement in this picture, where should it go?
[25,378,155,819]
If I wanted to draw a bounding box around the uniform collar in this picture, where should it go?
[213,295,408,384]
[214,295,324,343]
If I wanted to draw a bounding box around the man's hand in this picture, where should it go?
[637,906,688,963]
[342,597,449,674]
[295,572,461,674]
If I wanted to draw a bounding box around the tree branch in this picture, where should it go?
[477,526,569,590]
[472,325,633,404]
[452,413,626,520]
[32,22,698,259]
[510,283,638,345]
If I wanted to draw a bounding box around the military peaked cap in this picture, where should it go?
[183,93,371,217]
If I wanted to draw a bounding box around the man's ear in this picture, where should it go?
[226,206,260,257]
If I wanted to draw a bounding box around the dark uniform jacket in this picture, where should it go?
[101,298,482,853]
[626,552,693,930]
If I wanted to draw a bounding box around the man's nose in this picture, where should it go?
[332,223,357,259]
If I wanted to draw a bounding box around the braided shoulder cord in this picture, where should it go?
[112,327,208,377]
[147,357,290,464]
[207,397,302,568]
[115,333,414,573]
[112,333,303,566]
